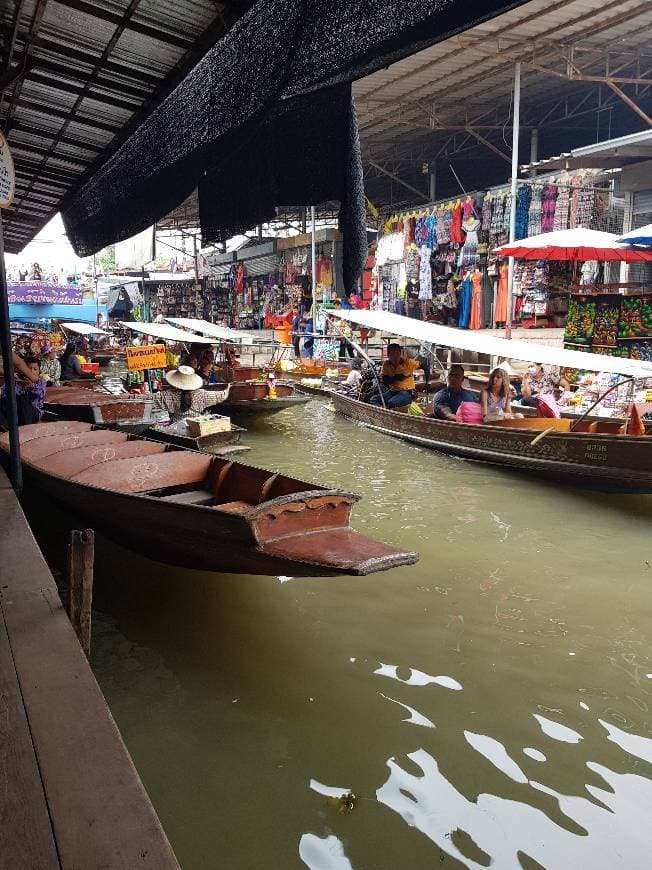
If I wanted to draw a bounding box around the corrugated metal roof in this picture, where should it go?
[1,0,256,252]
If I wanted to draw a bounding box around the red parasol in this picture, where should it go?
[493,227,652,262]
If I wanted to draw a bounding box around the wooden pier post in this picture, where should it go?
[66,529,94,658]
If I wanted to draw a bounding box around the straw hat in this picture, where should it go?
[165,365,203,391]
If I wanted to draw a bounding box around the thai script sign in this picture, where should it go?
[0,132,14,208]
[8,282,83,304]
[125,344,167,372]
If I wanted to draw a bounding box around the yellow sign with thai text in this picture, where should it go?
[126,344,167,372]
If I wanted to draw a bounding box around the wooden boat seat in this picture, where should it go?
[72,451,212,493]
[35,441,167,478]
[487,417,572,432]
[0,421,91,447]
[158,489,216,506]
[21,429,128,461]
[215,500,252,514]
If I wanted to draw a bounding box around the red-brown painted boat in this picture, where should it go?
[0,421,417,576]
[43,386,154,425]
[208,381,311,415]
[331,391,652,493]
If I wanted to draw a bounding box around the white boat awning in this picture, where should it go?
[60,322,111,336]
[120,321,215,344]
[166,317,259,344]
[333,309,652,379]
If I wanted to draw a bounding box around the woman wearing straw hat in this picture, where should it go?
[153,365,230,423]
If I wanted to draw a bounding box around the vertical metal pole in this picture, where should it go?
[529,128,539,174]
[311,205,317,320]
[505,62,521,340]
[0,218,22,493]
[429,163,437,202]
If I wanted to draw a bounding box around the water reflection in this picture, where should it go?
[21,399,652,868]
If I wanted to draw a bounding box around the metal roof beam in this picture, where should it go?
[366,160,429,201]
[15,56,154,100]
[9,120,104,152]
[53,0,194,49]
[11,97,121,132]
[26,70,140,112]
[26,37,163,86]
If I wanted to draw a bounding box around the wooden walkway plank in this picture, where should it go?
[0,470,179,870]
[0,610,60,870]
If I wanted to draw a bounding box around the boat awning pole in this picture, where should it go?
[0,217,22,493]
[505,62,521,340]
[311,206,317,321]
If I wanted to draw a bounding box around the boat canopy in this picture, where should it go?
[60,321,111,336]
[120,321,215,344]
[333,309,652,379]
[166,317,260,344]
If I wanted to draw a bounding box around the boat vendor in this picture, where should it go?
[39,345,61,386]
[520,363,570,408]
[370,343,422,409]
[60,342,95,381]
[431,364,478,420]
[153,365,230,423]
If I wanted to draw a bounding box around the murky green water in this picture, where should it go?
[26,399,652,869]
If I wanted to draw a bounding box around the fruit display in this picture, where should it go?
[617,297,652,339]
[564,298,595,346]
[592,300,619,348]
[628,341,652,362]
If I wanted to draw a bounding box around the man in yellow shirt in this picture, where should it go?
[370,343,421,409]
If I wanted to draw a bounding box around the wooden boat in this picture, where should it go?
[279,360,352,379]
[213,365,264,382]
[209,381,311,416]
[0,421,417,576]
[146,418,250,456]
[43,386,154,425]
[331,392,652,493]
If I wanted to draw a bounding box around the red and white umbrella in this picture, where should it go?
[494,227,652,262]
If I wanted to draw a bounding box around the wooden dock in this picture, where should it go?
[0,467,179,869]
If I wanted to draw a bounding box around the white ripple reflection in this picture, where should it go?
[376,747,652,868]
[464,731,528,783]
[598,718,652,764]
[299,834,353,870]
[379,692,436,729]
[374,663,463,691]
[533,714,583,744]
[309,779,352,798]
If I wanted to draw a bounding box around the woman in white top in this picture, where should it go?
[153,366,230,423]
[480,367,522,423]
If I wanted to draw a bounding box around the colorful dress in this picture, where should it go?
[457,274,472,328]
[469,270,483,329]
[494,263,509,323]
[450,203,464,244]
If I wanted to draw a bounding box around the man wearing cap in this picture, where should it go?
[153,366,230,422]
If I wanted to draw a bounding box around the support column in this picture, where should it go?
[529,128,539,176]
[429,163,437,202]
[506,62,521,340]
[0,216,21,493]
[311,206,317,319]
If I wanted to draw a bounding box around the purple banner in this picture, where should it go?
[8,282,83,305]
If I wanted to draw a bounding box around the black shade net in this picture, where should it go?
[62,0,527,290]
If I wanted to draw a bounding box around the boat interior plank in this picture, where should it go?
[21,429,128,461]
[37,441,168,478]
[71,451,213,493]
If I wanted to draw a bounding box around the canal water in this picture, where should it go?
[25,398,652,869]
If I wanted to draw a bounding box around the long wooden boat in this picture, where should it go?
[331,392,652,493]
[43,387,154,425]
[145,419,250,456]
[208,381,311,416]
[0,422,416,576]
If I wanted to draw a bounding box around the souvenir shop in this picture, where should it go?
[201,230,343,328]
[371,169,617,331]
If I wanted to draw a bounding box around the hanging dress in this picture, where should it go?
[469,270,483,329]
[494,263,509,323]
[514,185,531,240]
[450,203,464,244]
[418,246,432,300]
[457,273,472,329]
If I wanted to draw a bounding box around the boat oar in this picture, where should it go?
[530,427,557,446]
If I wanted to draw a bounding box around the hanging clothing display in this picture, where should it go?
[457,274,472,328]
[553,183,570,231]
[418,246,432,299]
[527,186,543,237]
[481,196,493,234]
[458,218,480,266]
[514,185,531,240]
[450,202,464,244]
[481,265,493,327]
[541,184,558,233]
[468,270,483,329]
[405,245,420,280]
[494,262,509,323]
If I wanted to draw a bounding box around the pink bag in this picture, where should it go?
[536,394,561,419]
[455,401,483,424]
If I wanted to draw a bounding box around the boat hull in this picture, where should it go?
[331,392,652,493]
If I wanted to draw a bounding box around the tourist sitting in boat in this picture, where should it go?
[370,343,421,409]
[153,366,230,422]
[431,365,478,420]
[520,363,569,407]
[60,342,95,381]
[39,345,61,386]
[480,368,523,423]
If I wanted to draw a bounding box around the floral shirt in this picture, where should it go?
[153,387,229,423]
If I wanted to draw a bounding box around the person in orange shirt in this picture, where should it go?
[370,343,421,409]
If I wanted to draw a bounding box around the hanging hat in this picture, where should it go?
[164,365,203,391]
